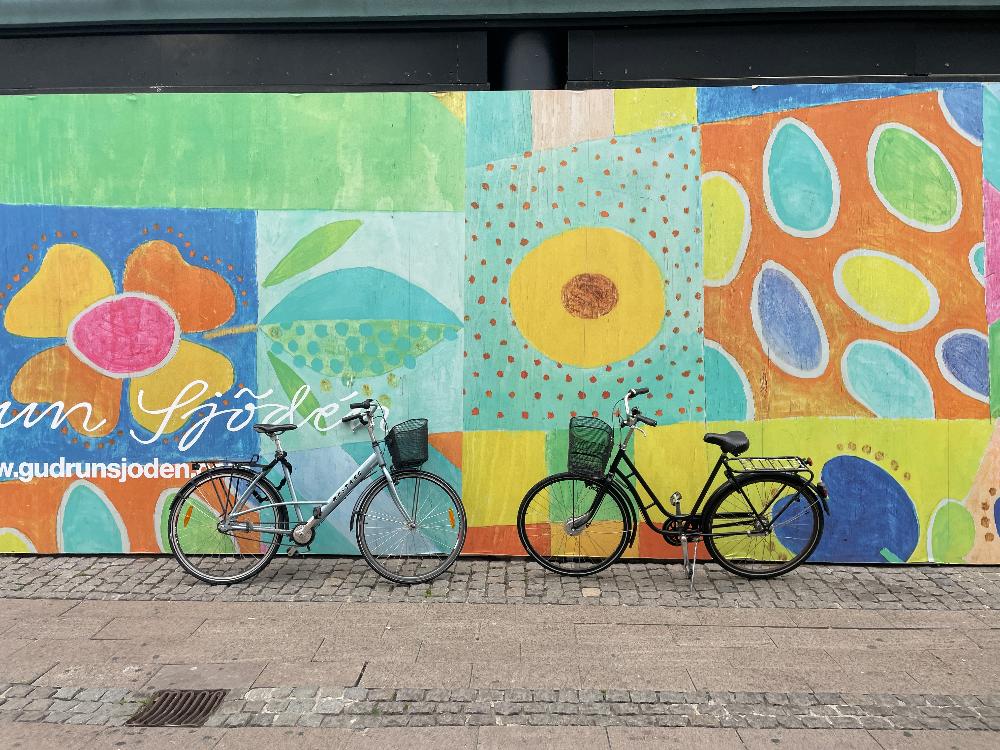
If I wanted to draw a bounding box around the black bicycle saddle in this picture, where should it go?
[702,430,750,455]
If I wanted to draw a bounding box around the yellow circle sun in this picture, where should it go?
[509,227,664,368]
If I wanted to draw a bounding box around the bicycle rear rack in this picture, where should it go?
[723,455,814,479]
[189,456,262,472]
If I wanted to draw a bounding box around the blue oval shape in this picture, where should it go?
[841,340,934,418]
[752,262,828,378]
[808,456,919,563]
[941,87,984,143]
[937,330,990,402]
[765,118,839,237]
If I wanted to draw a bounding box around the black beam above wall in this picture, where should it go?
[568,14,1000,86]
[2,10,1000,93]
[0,31,489,93]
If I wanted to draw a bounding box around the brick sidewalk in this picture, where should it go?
[2,557,999,748]
[2,556,999,609]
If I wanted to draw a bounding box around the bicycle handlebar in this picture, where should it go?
[350,399,373,410]
[629,387,649,397]
[635,413,657,427]
[341,412,364,424]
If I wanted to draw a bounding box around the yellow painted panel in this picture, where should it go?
[463,431,547,528]
[613,88,697,134]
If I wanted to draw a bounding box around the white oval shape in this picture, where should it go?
[702,171,752,287]
[833,249,941,333]
[762,117,841,239]
[867,122,963,233]
[750,260,830,379]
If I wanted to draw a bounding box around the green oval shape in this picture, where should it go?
[928,499,975,563]
[870,125,960,230]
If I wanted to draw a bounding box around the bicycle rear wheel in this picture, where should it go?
[355,469,466,584]
[702,473,823,579]
[517,472,631,576]
[168,467,288,585]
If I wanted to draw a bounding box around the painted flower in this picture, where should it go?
[508,227,664,368]
[3,240,236,437]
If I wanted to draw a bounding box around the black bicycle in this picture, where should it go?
[516,388,829,580]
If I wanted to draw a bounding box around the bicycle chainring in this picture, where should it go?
[661,518,699,547]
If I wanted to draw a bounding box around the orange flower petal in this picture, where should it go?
[4,244,114,338]
[123,240,235,333]
[11,345,121,437]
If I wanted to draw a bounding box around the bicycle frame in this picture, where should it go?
[219,419,413,538]
[578,422,820,542]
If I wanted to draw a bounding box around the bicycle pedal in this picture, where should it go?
[286,547,299,557]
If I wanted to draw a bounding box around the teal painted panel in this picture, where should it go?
[466,91,532,166]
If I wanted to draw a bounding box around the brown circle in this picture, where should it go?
[561,273,619,319]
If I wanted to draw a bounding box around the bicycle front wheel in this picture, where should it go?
[517,472,631,576]
[168,467,288,585]
[702,473,823,579]
[355,469,466,584]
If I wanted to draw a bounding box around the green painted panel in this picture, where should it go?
[0,93,464,211]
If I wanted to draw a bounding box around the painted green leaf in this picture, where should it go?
[266,350,328,429]
[263,220,362,287]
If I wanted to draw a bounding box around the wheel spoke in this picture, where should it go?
[518,475,629,575]
[169,470,285,584]
[357,471,465,584]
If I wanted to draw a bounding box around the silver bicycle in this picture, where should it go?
[168,398,466,585]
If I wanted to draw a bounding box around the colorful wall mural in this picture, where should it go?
[0,85,996,564]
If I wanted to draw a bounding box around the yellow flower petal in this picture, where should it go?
[4,244,115,338]
[128,340,234,435]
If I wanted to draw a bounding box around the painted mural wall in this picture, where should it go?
[0,85,996,564]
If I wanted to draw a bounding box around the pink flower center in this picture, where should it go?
[68,294,179,377]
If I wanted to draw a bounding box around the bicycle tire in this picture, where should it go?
[355,468,466,585]
[168,466,288,585]
[702,472,823,579]
[517,472,632,576]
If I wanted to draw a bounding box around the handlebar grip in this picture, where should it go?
[349,399,371,410]
[633,387,649,396]
[341,412,362,424]
[636,414,658,427]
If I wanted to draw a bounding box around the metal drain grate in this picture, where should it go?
[126,689,228,727]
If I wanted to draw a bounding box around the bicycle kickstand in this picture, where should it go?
[679,533,690,579]
[688,538,700,591]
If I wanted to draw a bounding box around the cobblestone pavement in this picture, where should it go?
[2,555,999,609]
[3,683,1000,732]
